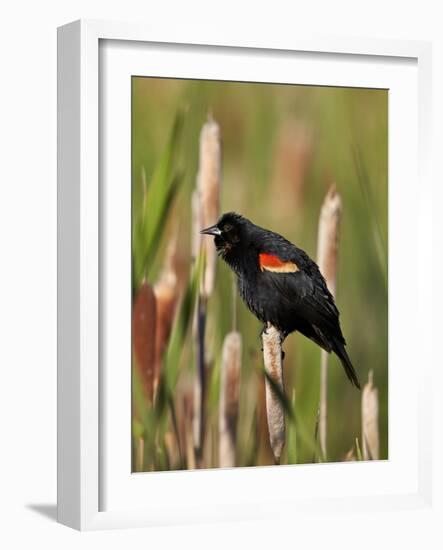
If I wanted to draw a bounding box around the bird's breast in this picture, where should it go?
[238,270,292,328]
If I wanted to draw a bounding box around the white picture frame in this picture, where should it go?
[57,19,434,531]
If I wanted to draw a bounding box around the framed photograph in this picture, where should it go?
[57,20,434,531]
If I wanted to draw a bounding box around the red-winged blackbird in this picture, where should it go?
[201,212,360,389]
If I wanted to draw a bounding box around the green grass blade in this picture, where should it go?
[133,110,185,286]
[133,172,183,285]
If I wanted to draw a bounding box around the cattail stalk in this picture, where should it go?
[197,116,222,298]
[192,116,222,465]
[317,184,342,461]
[133,281,157,403]
[193,297,206,464]
[262,323,286,463]
[362,370,379,460]
[219,332,242,467]
[256,368,274,464]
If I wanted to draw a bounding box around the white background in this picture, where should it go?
[0,1,441,548]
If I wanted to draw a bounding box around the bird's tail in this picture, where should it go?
[333,339,361,389]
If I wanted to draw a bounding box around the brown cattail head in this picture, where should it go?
[262,323,286,463]
[219,331,242,468]
[191,190,202,345]
[317,184,342,296]
[191,189,202,262]
[153,235,180,397]
[154,280,176,368]
[362,370,380,460]
[317,184,342,461]
[196,116,222,297]
[271,121,313,215]
[133,281,157,404]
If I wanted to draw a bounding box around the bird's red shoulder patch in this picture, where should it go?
[259,253,299,273]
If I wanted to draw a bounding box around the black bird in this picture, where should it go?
[201,212,360,389]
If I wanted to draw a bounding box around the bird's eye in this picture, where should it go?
[223,224,233,232]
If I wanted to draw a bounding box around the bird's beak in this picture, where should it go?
[200,225,222,236]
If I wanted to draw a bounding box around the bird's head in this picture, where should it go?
[200,212,251,265]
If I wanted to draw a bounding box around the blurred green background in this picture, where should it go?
[132,76,388,469]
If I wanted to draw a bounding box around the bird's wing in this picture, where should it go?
[259,249,341,335]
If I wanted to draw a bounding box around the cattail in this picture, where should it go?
[197,115,222,297]
[256,367,275,465]
[271,121,313,215]
[153,237,179,398]
[192,116,222,466]
[262,323,286,463]
[191,189,202,262]
[362,370,379,460]
[154,278,176,368]
[133,281,157,403]
[219,332,242,468]
[317,184,342,460]
[317,184,341,294]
